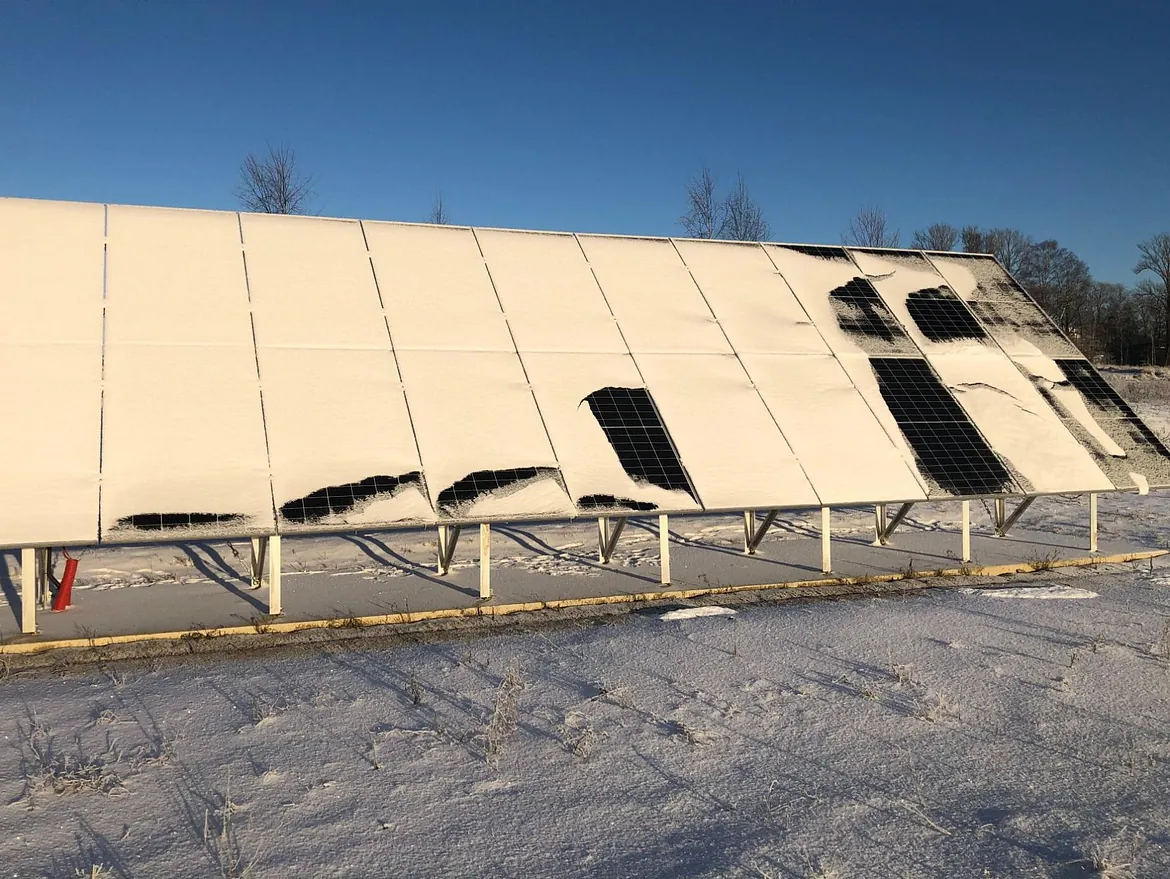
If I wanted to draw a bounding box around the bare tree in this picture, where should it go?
[1135,234,1170,365]
[843,205,900,248]
[1018,239,1091,335]
[961,226,1032,275]
[722,175,771,241]
[428,192,452,225]
[910,223,959,251]
[235,144,315,215]
[679,166,726,239]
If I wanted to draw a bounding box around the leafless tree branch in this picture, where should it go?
[234,144,316,215]
[910,223,959,251]
[428,192,451,225]
[843,205,900,248]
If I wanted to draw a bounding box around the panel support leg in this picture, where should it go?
[250,537,268,590]
[659,514,671,585]
[36,548,52,609]
[479,523,491,600]
[994,496,1035,537]
[20,547,36,635]
[437,524,461,575]
[743,509,779,555]
[821,506,832,574]
[597,516,627,564]
[268,535,282,616]
[1089,493,1098,553]
[873,503,914,546]
[873,504,886,545]
[961,500,971,563]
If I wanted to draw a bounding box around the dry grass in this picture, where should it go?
[480,661,524,765]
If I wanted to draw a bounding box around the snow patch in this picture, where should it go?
[660,605,737,621]
[972,584,1098,600]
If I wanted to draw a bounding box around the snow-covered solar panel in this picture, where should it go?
[100,206,274,540]
[928,253,1170,490]
[849,248,1113,495]
[0,195,1164,551]
[0,199,105,545]
[240,214,431,529]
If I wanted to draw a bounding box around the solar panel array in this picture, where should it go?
[1,197,1166,548]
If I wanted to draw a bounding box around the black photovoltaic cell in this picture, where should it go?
[870,358,1013,496]
[114,512,246,531]
[436,467,560,515]
[780,244,852,261]
[280,473,422,524]
[582,387,695,500]
[906,287,988,343]
[829,278,910,344]
[1055,359,1139,419]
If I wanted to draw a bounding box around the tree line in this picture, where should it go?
[233,147,1169,367]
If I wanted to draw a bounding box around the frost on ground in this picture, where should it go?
[2,562,1170,878]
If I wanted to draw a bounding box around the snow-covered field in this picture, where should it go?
[1,373,1169,878]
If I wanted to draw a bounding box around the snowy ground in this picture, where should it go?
[1,372,1168,878]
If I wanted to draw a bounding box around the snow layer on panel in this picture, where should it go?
[394,350,576,519]
[924,253,1080,357]
[852,250,1113,493]
[848,248,990,355]
[738,354,927,505]
[0,199,104,545]
[358,222,515,353]
[634,353,822,509]
[1013,355,1170,489]
[241,214,385,350]
[100,345,274,537]
[105,206,253,346]
[521,352,702,513]
[474,229,626,353]
[672,239,827,355]
[931,353,1113,493]
[258,347,432,529]
[832,354,931,496]
[576,235,730,354]
[0,346,101,545]
[0,198,105,344]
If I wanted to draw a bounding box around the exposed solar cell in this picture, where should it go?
[582,387,695,499]
[870,358,1013,496]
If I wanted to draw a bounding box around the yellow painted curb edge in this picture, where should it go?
[2,548,1164,656]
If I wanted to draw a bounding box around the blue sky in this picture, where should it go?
[2,1,1167,283]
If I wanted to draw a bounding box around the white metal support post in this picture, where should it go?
[659,514,671,585]
[873,504,885,545]
[250,537,268,590]
[437,524,461,575]
[20,547,36,634]
[597,516,627,564]
[268,535,282,616]
[994,496,1035,537]
[961,500,971,563]
[36,547,51,608]
[743,509,779,555]
[821,506,832,573]
[479,523,491,599]
[1089,493,1098,553]
[874,503,915,546]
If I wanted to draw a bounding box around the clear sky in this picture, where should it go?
[2,0,1167,283]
